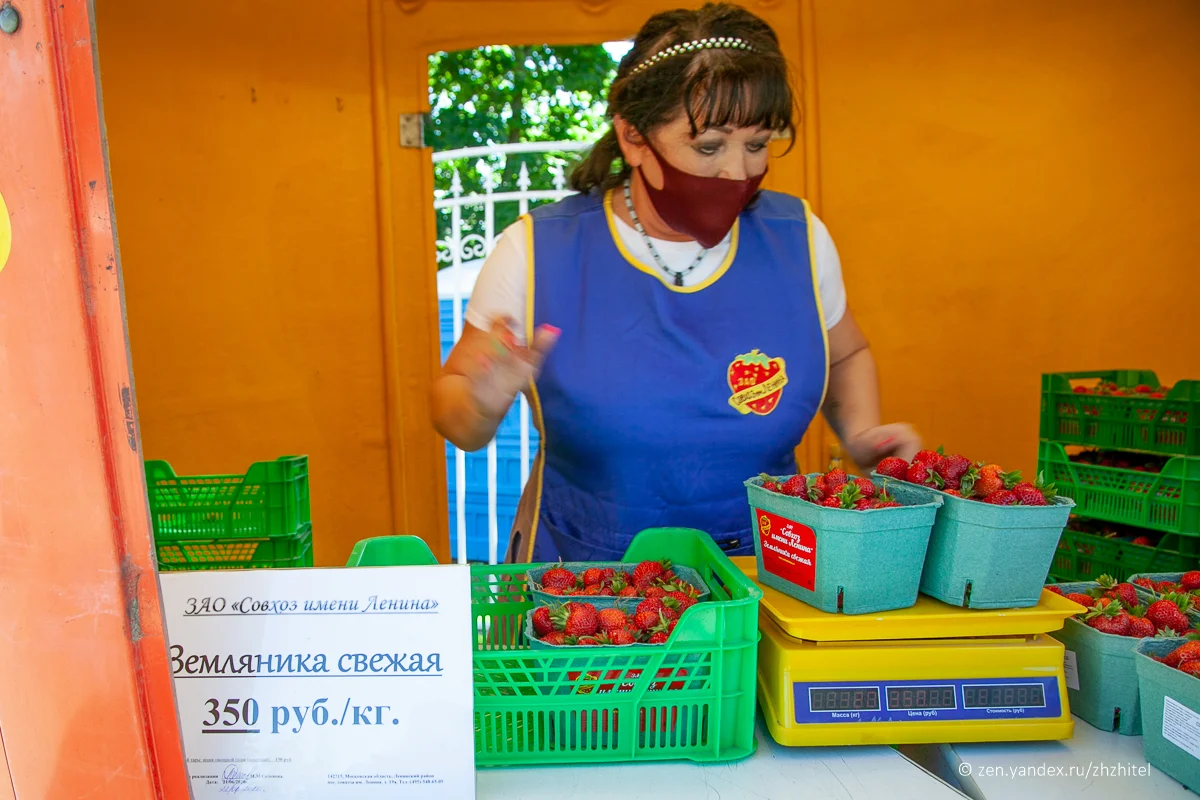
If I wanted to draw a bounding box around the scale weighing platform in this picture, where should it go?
[731,557,1084,747]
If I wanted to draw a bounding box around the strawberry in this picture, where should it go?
[618,586,639,598]
[1134,577,1157,591]
[1097,575,1139,609]
[1147,594,1192,634]
[541,566,577,591]
[605,627,636,646]
[532,606,556,636]
[601,567,616,582]
[1046,585,1064,596]
[666,591,698,613]
[943,489,962,497]
[1012,483,1047,506]
[597,607,628,633]
[905,461,933,485]
[1165,640,1200,668]
[553,602,599,638]
[935,454,972,484]
[983,490,1018,505]
[541,631,569,646]
[1065,592,1095,608]
[972,465,1020,499]
[820,496,842,508]
[648,631,669,644]
[1182,572,1200,592]
[1157,581,1178,593]
[543,586,564,596]
[632,559,670,586]
[852,477,877,499]
[913,449,942,466]
[633,599,666,631]
[875,501,902,508]
[1127,615,1157,638]
[854,498,874,510]
[576,635,601,646]
[582,567,605,587]
[876,457,909,481]
[1180,661,1200,678]
[780,474,808,497]
[758,473,781,493]
[583,585,603,596]
[825,469,848,492]
[1085,603,1131,635]
[1131,536,1154,546]
[643,586,667,600]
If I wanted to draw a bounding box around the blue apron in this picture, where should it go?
[512,188,828,562]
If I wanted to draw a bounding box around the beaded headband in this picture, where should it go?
[627,36,755,76]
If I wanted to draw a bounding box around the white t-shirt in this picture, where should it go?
[464,211,848,342]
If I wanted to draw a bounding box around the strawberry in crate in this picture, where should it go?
[758,468,904,510]
[532,559,706,600]
[528,596,694,647]
[1049,576,1198,639]
[877,447,1060,505]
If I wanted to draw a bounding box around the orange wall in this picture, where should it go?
[813,0,1200,475]
[95,1,393,565]
[94,0,1200,569]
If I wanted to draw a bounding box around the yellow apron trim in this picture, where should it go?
[601,189,739,293]
[522,214,546,562]
[802,198,832,409]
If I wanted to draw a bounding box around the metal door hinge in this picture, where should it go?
[399,113,426,148]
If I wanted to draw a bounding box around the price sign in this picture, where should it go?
[160,565,475,798]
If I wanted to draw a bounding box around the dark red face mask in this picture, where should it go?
[640,143,767,249]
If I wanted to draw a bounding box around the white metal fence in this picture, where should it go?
[433,140,591,564]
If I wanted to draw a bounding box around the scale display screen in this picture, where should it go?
[809,687,880,712]
[793,678,1061,724]
[963,683,1045,709]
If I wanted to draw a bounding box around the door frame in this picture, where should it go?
[374,0,831,559]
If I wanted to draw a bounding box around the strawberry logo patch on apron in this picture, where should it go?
[727,349,788,416]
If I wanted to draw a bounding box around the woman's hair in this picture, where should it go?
[570,2,796,194]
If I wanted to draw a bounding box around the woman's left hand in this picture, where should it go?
[843,423,923,471]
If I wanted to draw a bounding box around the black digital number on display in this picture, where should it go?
[885,685,957,710]
[962,684,1045,708]
[808,687,881,712]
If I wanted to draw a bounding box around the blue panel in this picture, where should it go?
[792,677,1062,724]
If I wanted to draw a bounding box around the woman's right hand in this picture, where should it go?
[464,318,560,418]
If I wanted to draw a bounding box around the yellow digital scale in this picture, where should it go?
[731,557,1082,747]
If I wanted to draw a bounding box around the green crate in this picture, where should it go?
[1135,639,1200,792]
[146,457,313,571]
[1040,371,1199,457]
[145,456,311,540]
[1039,442,1200,535]
[156,525,313,571]
[1049,528,1198,583]
[346,528,762,767]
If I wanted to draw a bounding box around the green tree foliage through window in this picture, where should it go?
[428,45,619,260]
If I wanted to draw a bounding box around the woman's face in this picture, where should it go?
[617,112,773,189]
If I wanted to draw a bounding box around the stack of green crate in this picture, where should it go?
[1039,371,1200,582]
[145,456,313,571]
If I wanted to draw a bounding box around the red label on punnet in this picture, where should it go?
[755,509,816,591]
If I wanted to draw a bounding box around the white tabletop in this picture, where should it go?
[951,716,1195,798]
[477,717,963,800]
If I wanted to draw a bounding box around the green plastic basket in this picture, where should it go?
[155,526,313,571]
[346,535,438,567]
[903,483,1075,609]
[1135,638,1200,792]
[745,476,942,615]
[145,456,312,571]
[1038,442,1200,535]
[1047,581,1150,736]
[1049,529,1198,583]
[1040,370,1199,457]
[346,528,762,767]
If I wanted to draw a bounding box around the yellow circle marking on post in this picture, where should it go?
[0,189,11,275]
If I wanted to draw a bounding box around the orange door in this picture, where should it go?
[0,0,188,796]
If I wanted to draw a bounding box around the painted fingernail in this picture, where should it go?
[539,324,562,336]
